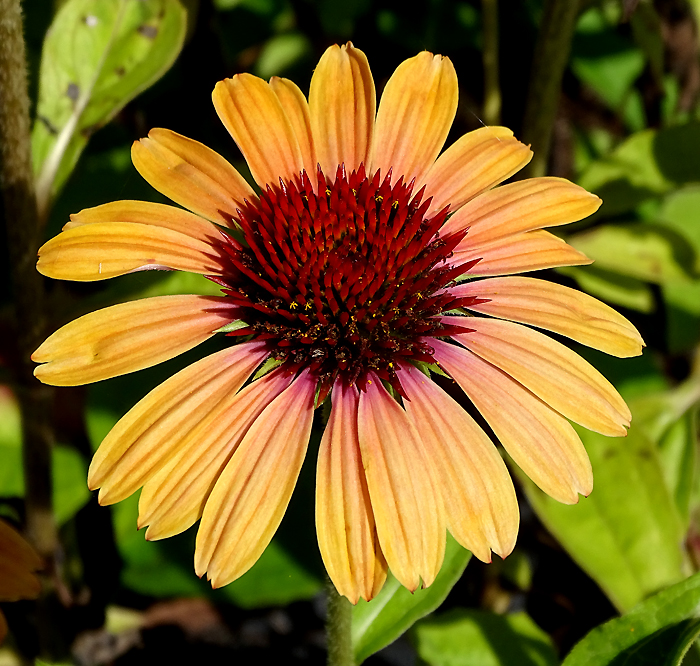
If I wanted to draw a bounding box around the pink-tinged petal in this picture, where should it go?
[452,277,644,357]
[131,129,256,225]
[36,222,226,281]
[399,366,518,561]
[270,77,317,182]
[443,316,631,436]
[423,127,532,215]
[33,296,238,387]
[195,371,317,587]
[213,73,304,189]
[457,230,593,277]
[442,177,601,243]
[373,52,457,186]
[309,43,375,178]
[433,340,593,503]
[316,381,387,603]
[64,200,221,245]
[88,341,268,503]
[139,369,293,540]
[357,375,445,591]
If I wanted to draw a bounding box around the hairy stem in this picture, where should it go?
[481,0,501,125]
[326,577,354,666]
[520,0,581,177]
[0,0,57,559]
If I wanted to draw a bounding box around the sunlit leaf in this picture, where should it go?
[413,609,558,666]
[563,571,700,666]
[567,224,697,284]
[557,265,655,313]
[352,534,471,664]
[31,0,187,220]
[517,421,689,613]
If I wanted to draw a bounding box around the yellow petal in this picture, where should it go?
[443,177,601,243]
[444,316,631,436]
[453,277,644,357]
[270,76,317,182]
[433,340,593,504]
[400,366,518,561]
[65,200,221,244]
[36,221,225,281]
[316,381,387,603]
[357,375,445,591]
[373,52,457,186]
[195,371,317,587]
[33,296,238,386]
[131,128,256,225]
[213,73,304,189]
[88,341,268,503]
[309,43,375,178]
[423,127,532,215]
[458,230,593,277]
[139,369,292,540]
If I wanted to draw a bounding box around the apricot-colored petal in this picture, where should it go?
[213,73,304,189]
[316,382,387,603]
[270,77,317,182]
[0,520,41,602]
[453,277,644,357]
[32,296,237,387]
[458,230,593,277]
[64,200,221,243]
[195,371,316,587]
[443,177,601,243]
[400,366,518,561]
[88,341,268,503]
[443,316,631,436]
[131,129,256,225]
[309,43,375,178]
[433,340,593,503]
[139,369,292,540]
[357,375,445,591]
[373,52,457,186]
[423,127,532,215]
[36,221,226,281]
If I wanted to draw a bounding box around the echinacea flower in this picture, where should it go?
[0,519,41,643]
[32,44,644,604]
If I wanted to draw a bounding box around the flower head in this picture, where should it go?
[0,519,41,643]
[33,44,644,603]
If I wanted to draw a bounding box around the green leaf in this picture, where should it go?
[112,492,322,606]
[577,124,700,218]
[352,533,471,664]
[557,265,655,313]
[254,32,311,78]
[563,571,700,666]
[567,224,697,284]
[32,0,187,219]
[0,387,90,523]
[412,609,558,666]
[517,422,688,613]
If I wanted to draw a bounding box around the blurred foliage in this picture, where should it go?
[2,0,700,663]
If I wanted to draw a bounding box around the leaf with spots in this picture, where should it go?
[31,0,187,222]
[514,418,690,613]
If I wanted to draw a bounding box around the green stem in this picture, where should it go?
[520,0,581,177]
[481,0,501,125]
[326,577,354,666]
[0,0,57,561]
